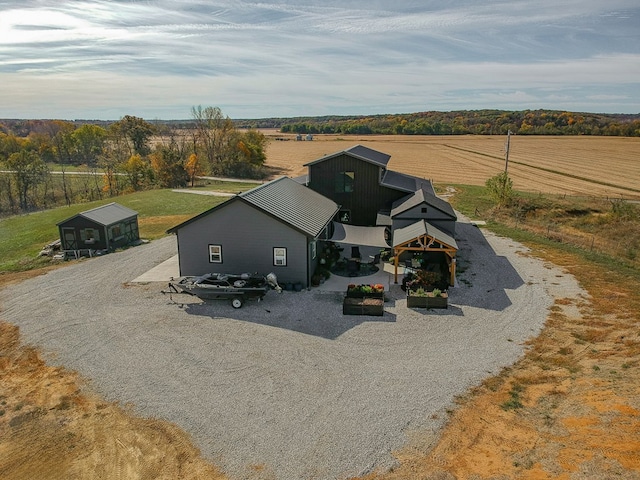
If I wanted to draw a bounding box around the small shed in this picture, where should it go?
[57,202,140,257]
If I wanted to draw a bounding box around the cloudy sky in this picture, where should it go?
[1,1,639,120]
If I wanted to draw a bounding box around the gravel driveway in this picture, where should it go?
[0,217,584,480]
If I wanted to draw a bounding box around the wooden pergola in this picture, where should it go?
[392,221,458,285]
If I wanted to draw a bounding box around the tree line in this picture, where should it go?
[0,107,268,216]
[274,109,640,136]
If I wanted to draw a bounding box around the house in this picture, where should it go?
[303,144,446,228]
[169,145,459,287]
[57,202,139,257]
[167,177,339,288]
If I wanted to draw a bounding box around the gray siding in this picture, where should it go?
[176,200,310,285]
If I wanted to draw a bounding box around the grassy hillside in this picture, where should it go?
[0,188,236,273]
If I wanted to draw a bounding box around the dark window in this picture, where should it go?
[335,171,355,193]
[339,209,351,223]
[421,207,427,213]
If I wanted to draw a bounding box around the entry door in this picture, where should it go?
[62,227,77,249]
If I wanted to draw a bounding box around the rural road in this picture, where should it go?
[0,217,584,479]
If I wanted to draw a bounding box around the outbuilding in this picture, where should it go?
[57,202,140,258]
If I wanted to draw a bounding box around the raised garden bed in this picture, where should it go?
[343,297,384,316]
[406,292,448,309]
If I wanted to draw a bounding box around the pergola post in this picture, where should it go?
[393,248,399,283]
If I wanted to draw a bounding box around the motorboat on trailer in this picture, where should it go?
[164,272,282,308]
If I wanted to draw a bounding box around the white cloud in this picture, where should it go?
[0,0,638,118]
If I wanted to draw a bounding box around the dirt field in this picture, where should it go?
[264,133,640,199]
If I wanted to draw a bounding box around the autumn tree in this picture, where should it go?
[6,149,49,211]
[110,115,155,157]
[185,153,204,187]
[122,154,153,191]
[150,145,189,188]
[71,124,107,166]
[191,105,235,171]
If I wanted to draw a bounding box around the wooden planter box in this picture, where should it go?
[407,294,448,309]
[343,297,384,316]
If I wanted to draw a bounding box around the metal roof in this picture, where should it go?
[304,144,391,168]
[58,202,138,227]
[393,220,458,250]
[380,170,434,193]
[240,177,340,237]
[390,186,457,219]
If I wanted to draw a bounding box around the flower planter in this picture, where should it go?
[406,294,448,309]
[346,284,385,299]
[343,297,384,316]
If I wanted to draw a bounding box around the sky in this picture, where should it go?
[1,1,639,120]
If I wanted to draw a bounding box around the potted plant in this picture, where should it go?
[407,287,448,309]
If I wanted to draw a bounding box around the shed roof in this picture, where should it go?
[391,186,457,219]
[167,177,340,238]
[57,202,138,227]
[304,144,391,168]
[393,220,458,250]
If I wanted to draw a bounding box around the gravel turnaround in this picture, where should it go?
[0,218,584,480]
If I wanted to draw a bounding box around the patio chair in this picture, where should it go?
[367,253,380,271]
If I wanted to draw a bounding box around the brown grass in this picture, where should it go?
[353,234,640,480]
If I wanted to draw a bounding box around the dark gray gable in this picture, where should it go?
[304,144,391,168]
[391,186,456,219]
[57,202,137,227]
[168,177,339,238]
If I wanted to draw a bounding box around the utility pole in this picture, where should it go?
[504,130,512,174]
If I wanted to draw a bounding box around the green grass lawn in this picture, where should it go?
[0,188,240,273]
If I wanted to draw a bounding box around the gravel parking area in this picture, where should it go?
[0,217,584,480]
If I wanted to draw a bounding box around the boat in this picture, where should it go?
[165,272,282,308]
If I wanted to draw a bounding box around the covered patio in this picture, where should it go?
[325,221,391,278]
[391,220,458,285]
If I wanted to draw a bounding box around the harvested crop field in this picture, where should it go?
[264,133,640,199]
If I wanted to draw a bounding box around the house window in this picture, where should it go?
[273,247,287,266]
[209,245,222,263]
[335,171,355,193]
[310,241,317,260]
[421,207,427,213]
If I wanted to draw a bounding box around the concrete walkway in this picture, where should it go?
[131,254,179,282]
